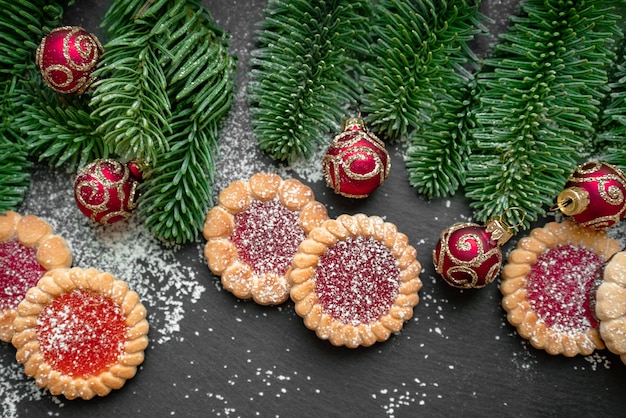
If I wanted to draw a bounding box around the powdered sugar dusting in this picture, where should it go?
[315,236,400,325]
[231,199,305,275]
[1,166,206,414]
[526,244,602,332]
[0,240,46,311]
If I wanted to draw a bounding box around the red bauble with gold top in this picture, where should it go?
[74,159,142,224]
[556,162,626,229]
[433,219,513,289]
[322,118,390,198]
[36,26,103,94]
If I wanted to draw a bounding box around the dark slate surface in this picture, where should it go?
[2,1,626,417]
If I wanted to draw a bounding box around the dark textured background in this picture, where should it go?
[2,1,626,417]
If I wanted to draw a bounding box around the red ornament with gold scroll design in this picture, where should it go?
[556,162,626,229]
[433,219,513,289]
[74,159,142,224]
[322,118,390,198]
[35,26,103,94]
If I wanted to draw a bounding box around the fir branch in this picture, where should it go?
[465,0,621,228]
[96,0,235,244]
[249,0,370,162]
[0,0,64,78]
[597,53,626,170]
[0,78,31,213]
[0,0,66,212]
[404,82,478,198]
[90,1,173,165]
[16,75,110,169]
[361,0,486,141]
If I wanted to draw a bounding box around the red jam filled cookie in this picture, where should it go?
[203,173,328,305]
[289,214,422,348]
[501,221,621,356]
[595,251,626,364]
[0,211,72,342]
[11,267,149,400]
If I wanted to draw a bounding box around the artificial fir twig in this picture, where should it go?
[92,0,236,244]
[249,0,370,162]
[466,0,621,228]
[0,0,65,213]
[361,0,486,142]
[371,0,487,197]
[597,50,626,170]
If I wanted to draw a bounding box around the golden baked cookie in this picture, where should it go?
[203,173,328,305]
[595,251,626,364]
[11,267,149,400]
[0,211,72,343]
[289,214,422,348]
[501,220,621,357]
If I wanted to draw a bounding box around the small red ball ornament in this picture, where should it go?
[322,117,390,198]
[74,159,142,224]
[36,26,103,94]
[556,161,626,229]
[433,217,515,289]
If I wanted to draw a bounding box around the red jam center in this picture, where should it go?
[0,239,46,311]
[37,290,126,377]
[526,244,603,332]
[315,236,400,325]
[231,199,305,276]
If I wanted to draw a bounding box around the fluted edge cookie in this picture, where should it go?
[203,173,328,305]
[288,214,422,348]
[595,251,626,365]
[0,211,73,343]
[11,267,149,400]
[501,221,621,357]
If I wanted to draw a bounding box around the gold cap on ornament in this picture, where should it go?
[341,117,365,131]
[556,187,590,216]
[484,218,513,246]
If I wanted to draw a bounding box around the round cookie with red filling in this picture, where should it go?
[11,267,149,400]
[501,221,621,357]
[288,214,422,348]
[0,211,73,343]
[203,173,329,305]
[595,251,626,365]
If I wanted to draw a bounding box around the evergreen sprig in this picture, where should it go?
[361,0,486,141]
[90,1,172,165]
[465,0,621,228]
[597,52,626,169]
[17,79,110,168]
[0,0,65,213]
[249,0,370,162]
[92,0,236,244]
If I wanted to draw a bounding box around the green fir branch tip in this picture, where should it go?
[94,0,236,244]
[465,0,621,229]
[249,0,370,162]
[361,0,487,141]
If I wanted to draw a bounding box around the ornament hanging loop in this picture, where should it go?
[485,207,525,247]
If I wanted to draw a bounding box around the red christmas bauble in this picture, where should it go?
[556,161,626,229]
[74,159,141,224]
[433,220,512,289]
[322,118,390,198]
[36,26,103,94]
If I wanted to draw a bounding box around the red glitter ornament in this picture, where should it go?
[36,26,103,94]
[556,161,626,229]
[322,117,390,198]
[74,159,142,224]
[433,217,515,289]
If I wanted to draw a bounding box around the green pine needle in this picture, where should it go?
[465,0,620,229]
[0,0,65,212]
[361,0,486,141]
[597,51,626,170]
[249,0,370,162]
[94,0,236,244]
